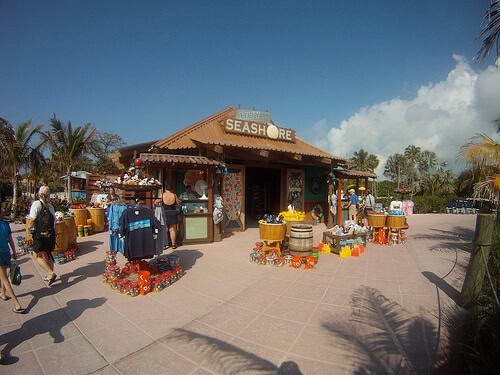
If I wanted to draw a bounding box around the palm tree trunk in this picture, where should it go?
[67,166,72,202]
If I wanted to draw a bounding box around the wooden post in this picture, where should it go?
[327,181,334,228]
[458,213,496,308]
[336,178,343,226]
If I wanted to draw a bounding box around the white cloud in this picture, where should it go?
[320,55,500,178]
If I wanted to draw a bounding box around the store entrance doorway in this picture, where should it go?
[245,167,281,228]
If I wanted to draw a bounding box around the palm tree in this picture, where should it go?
[458,133,500,204]
[0,118,45,219]
[350,148,380,172]
[384,153,406,189]
[44,116,96,201]
[476,0,500,64]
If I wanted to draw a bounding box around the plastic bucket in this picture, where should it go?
[70,208,88,227]
[64,216,77,244]
[88,207,105,232]
[259,223,286,242]
[289,224,314,257]
[54,222,68,254]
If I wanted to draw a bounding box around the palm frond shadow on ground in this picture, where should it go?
[411,226,474,252]
[322,287,440,375]
[162,328,302,375]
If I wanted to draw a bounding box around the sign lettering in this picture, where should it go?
[225,119,295,142]
[236,109,272,123]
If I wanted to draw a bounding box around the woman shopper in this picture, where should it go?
[156,184,181,249]
[28,185,57,286]
[0,215,24,313]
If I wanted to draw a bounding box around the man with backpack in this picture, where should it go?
[28,186,58,286]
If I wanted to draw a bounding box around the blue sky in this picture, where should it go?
[1,1,498,175]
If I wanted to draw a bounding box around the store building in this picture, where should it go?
[111,107,349,243]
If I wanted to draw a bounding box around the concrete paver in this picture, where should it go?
[0,213,477,374]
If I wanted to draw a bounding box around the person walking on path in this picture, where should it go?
[0,216,24,313]
[28,186,57,286]
[156,184,181,249]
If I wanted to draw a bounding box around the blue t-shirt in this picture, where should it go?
[349,194,359,206]
[0,219,12,254]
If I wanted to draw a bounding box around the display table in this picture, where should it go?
[322,231,367,254]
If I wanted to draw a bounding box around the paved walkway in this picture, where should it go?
[0,214,477,374]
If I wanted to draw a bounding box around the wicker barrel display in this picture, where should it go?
[70,208,88,227]
[386,215,405,228]
[64,216,77,244]
[54,221,68,254]
[289,224,314,257]
[88,207,105,232]
[259,222,286,242]
[368,214,387,227]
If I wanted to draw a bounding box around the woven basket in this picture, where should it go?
[368,214,387,227]
[386,215,405,228]
[259,222,286,241]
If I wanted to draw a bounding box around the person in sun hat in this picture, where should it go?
[346,188,359,222]
[28,185,58,286]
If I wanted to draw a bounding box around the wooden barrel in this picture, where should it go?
[259,222,286,242]
[368,214,387,228]
[387,215,405,228]
[25,216,35,241]
[54,221,68,254]
[64,216,77,244]
[285,220,304,236]
[70,208,88,227]
[88,207,105,232]
[289,224,314,257]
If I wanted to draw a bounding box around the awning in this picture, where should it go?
[139,153,220,166]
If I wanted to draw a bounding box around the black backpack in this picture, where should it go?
[35,203,55,239]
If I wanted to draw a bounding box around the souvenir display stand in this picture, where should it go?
[258,222,286,256]
[104,176,184,296]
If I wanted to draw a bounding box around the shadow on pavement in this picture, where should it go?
[77,240,105,256]
[163,328,302,375]
[0,298,106,364]
[322,287,441,374]
[412,226,474,254]
[170,249,203,271]
[422,271,461,302]
[17,261,105,313]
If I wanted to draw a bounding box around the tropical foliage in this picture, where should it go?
[349,148,379,172]
[476,0,500,63]
[43,116,97,201]
[0,118,46,218]
[459,132,500,205]
[383,145,455,199]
